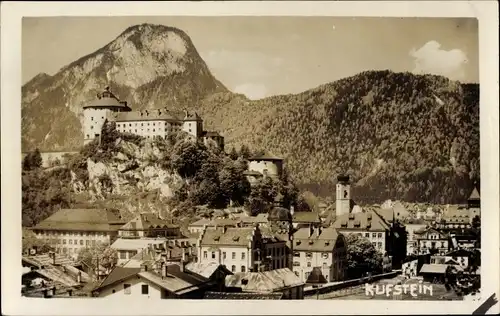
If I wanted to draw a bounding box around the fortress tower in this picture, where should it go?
[82,87,131,145]
[335,175,351,217]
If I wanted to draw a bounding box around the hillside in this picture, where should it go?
[22,23,480,205]
[199,71,479,204]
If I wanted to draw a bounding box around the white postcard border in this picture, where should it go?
[1,1,499,315]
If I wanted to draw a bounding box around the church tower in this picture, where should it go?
[336,175,351,217]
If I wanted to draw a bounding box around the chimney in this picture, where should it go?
[77,271,82,283]
[141,264,148,273]
[162,263,168,279]
[50,252,56,265]
[180,259,186,273]
[309,225,314,238]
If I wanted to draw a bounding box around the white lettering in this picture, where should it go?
[365,284,375,296]
[393,284,402,295]
[410,284,418,297]
[423,284,433,296]
[385,284,393,297]
[402,283,410,294]
[375,284,385,295]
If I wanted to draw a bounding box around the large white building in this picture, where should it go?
[30,208,126,259]
[83,87,224,149]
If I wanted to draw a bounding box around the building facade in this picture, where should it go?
[247,155,284,179]
[118,213,182,239]
[333,210,391,253]
[291,226,347,283]
[31,208,126,259]
[197,225,263,273]
[414,227,450,255]
[404,220,428,255]
[83,87,224,148]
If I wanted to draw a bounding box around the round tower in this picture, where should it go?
[335,174,351,217]
[82,87,131,145]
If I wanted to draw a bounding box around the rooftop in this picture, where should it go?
[200,226,257,247]
[32,208,126,232]
[332,210,390,232]
[248,154,284,161]
[293,227,342,252]
[119,213,178,231]
[111,238,165,251]
[185,262,231,279]
[113,108,183,122]
[225,268,303,293]
[292,212,321,224]
[84,87,131,110]
[305,267,328,285]
[204,291,283,300]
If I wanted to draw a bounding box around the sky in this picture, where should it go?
[22,17,479,100]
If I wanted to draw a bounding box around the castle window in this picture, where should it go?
[90,126,93,129]
[153,123,155,126]
[102,117,104,119]
[141,123,143,126]
[129,124,131,127]
[153,129,155,132]
[91,117,93,121]
[86,134,89,138]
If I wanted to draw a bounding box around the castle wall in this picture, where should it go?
[83,108,116,144]
[248,160,283,178]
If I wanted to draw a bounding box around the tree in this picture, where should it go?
[244,177,278,215]
[345,233,383,279]
[219,157,251,207]
[229,147,239,160]
[77,242,118,276]
[23,148,43,171]
[22,228,53,255]
[171,140,209,178]
[239,144,252,159]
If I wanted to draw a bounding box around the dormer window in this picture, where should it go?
[232,236,240,242]
[309,240,314,245]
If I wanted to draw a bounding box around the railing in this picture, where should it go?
[303,271,400,296]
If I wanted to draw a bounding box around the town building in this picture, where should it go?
[224,268,305,299]
[30,208,126,259]
[332,210,391,253]
[439,206,472,230]
[291,211,322,229]
[291,226,347,283]
[430,248,471,269]
[414,227,450,255]
[196,224,288,274]
[92,262,218,299]
[403,218,428,255]
[188,218,241,235]
[246,155,284,181]
[335,175,356,217]
[118,213,182,239]
[83,87,224,148]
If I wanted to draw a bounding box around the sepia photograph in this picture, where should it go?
[2,1,499,315]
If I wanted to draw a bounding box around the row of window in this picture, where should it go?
[293,252,330,259]
[293,261,329,269]
[372,242,384,249]
[116,122,183,128]
[43,238,98,246]
[231,265,246,273]
[204,250,246,260]
[37,231,108,237]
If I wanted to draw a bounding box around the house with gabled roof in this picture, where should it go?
[414,227,450,255]
[188,217,241,234]
[290,226,347,283]
[118,213,182,239]
[224,268,305,299]
[332,210,391,253]
[30,208,126,259]
[292,211,322,229]
[92,262,217,299]
[247,154,284,179]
